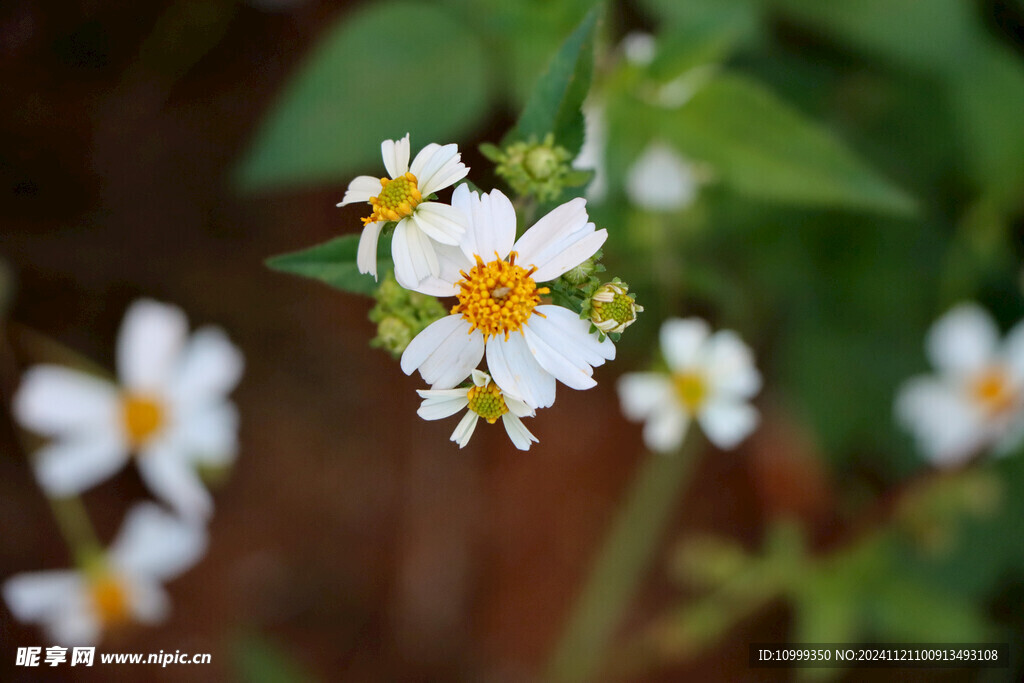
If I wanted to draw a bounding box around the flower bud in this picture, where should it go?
[590,282,643,334]
[373,316,413,356]
[493,134,574,202]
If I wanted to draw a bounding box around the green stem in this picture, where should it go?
[47,495,103,565]
[544,433,700,683]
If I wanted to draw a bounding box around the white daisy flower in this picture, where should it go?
[399,186,615,410]
[896,303,1024,466]
[14,299,244,520]
[3,503,206,646]
[618,317,761,452]
[416,369,538,450]
[625,141,699,212]
[337,133,470,289]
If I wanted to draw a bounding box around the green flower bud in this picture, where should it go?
[561,256,598,285]
[493,134,574,202]
[590,282,643,334]
[373,315,413,356]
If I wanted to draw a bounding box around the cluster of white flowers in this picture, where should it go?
[341,135,629,450]
[5,299,243,644]
[896,303,1024,466]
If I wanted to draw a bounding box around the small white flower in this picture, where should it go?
[896,303,1024,466]
[621,31,656,66]
[417,369,538,450]
[573,102,607,202]
[14,299,244,520]
[338,133,470,289]
[3,503,206,646]
[618,317,761,452]
[625,142,699,212]
[399,186,615,410]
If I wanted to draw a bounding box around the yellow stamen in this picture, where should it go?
[121,394,164,447]
[971,367,1016,416]
[90,574,130,626]
[450,251,548,341]
[673,372,707,412]
[362,172,422,226]
[467,381,509,424]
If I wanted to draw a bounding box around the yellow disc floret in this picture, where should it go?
[363,172,422,226]
[90,574,130,625]
[971,366,1016,416]
[673,372,707,412]
[452,252,549,341]
[121,394,164,447]
[467,381,509,424]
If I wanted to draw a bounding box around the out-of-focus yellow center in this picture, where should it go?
[362,172,422,225]
[89,574,130,626]
[121,394,164,447]
[673,372,707,412]
[452,252,549,342]
[971,367,1016,416]
[467,382,509,424]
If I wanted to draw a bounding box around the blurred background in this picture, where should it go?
[2,0,1024,680]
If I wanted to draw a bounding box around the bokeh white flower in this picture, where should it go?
[14,299,244,520]
[896,303,1024,466]
[625,142,699,212]
[417,369,538,450]
[3,503,206,645]
[338,133,470,289]
[618,317,761,452]
[400,186,615,409]
[573,102,607,202]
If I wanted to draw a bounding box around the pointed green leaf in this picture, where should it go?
[235,3,489,192]
[504,6,600,156]
[266,234,391,296]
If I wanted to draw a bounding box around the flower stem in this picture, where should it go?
[544,433,699,683]
[47,495,103,565]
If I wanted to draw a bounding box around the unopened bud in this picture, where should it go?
[374,316,413,356]
[493,134,573,202]
[590,282,643,334]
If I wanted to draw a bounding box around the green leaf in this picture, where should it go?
[504,6,600,156]
[235,2,490,192]
[266,234,391,296]
[232,633,316,683]
[660,73,917,214]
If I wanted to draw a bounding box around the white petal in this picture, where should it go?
[417,393,470,421]
[392,218,440,289]
[704,330,761,399]
[501,413,538,451]
[169,326,243,405]
[514,198,607,282]
[926,304,999,377]
[618,372,674,421]
[895,376,985,466]
[471,369,490,386]
[504,395,535,418]
[660,317,710,371]
[486,333,557,409]
[643,406,689,453]
[137,446,213,521]
[523,324,597,391]
[409,241,467,296]
[170,401,239,465]
[574,102,607,202]
[451,410,478,448]
[381,134,410,178]
[108,502,208,581]
[4,571,83,623]
[14,366,119,437]
[400,315,483,389]
[1002,318,1024,382]
[530,305,616,368]
[46,600,100,647]
[337,175,381,207]
[698,399,759,450]
[410,143,468,196]
[454,186,516,263]
[125,577,170,625]
[33,432,128,496]
[625,142,698,211]
[357,222,383,280]
[411,201,467,246]
[117,299,189,392]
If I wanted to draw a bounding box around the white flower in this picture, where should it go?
[621,31,656,66]
[338,133,470,289]
[618,317,761,452]
[14,299,244,520]
[416,369,538,450]
[625,142,699,212]
[573,102,607,202]
[896,303,1024,466]
[3,503,206,646]
[399,186,615,410]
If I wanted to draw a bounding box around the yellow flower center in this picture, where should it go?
[121,394,165,447]
[971,367,1016,416]
[89,574,130,626]
[362,172,422,226]
[467,382,509,424]
[673,371,707,411]
[451,252,549,341]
